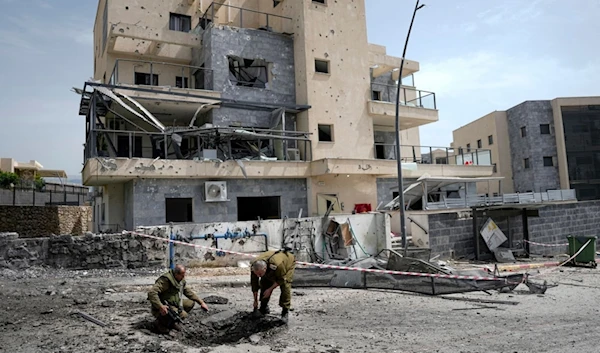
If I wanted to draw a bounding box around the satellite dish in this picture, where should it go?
[207,184,221,198]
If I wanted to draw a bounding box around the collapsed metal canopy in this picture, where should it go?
[293,249,524,295]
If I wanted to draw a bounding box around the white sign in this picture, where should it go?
[480,218,508,251]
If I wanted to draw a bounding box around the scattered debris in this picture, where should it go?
[202,295,229,304]
[440,296,519,306]
[74,311,107,327]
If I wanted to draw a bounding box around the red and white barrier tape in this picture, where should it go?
[126,231,509,282]
[523,240,568,247]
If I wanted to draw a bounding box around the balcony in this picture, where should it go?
[374,144,493,166]
[107,23,201,61]
[368,83,438,129]
[109,59,215,91]
[199,2,293,34]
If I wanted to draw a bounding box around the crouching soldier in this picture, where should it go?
[250,250,296,323]
[147,264,209,333]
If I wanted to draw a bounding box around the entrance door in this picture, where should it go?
[317,194,342,215]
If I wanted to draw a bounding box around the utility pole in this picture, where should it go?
[394,0,425,257]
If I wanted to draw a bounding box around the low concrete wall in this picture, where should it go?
[137,212,390,264]
[0,232,166,270]
[0,205,91,237]
[428,200,600,259]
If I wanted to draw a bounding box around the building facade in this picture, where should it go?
[453,96,600,200]
[80,0,492,231]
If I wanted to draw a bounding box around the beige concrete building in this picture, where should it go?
[0,158,67,180]
[79,0,493,231]
[452,111,513,195]
[453,97,600,201]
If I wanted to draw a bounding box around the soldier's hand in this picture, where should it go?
[253,299,258,309]
[159,305,169,316]
[200,302,209,312]
[263,288,273,299]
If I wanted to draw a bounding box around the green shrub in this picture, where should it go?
[0,171,19,189]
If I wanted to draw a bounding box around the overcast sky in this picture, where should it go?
[0,0,599,177]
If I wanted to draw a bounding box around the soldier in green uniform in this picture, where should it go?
[147,264,209,333]
[250,250,296,323]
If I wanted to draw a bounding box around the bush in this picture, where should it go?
[0,171,19,189]
[34,174,45,191]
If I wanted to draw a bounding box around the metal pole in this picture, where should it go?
[394,0,424,257]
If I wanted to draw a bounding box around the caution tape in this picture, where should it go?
[126,230,509,282]
[523,240,568,247]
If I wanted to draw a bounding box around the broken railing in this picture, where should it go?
[85,127,312,162]
[199,3,293,34]
[370,83,437,110]
[108,59,215,91]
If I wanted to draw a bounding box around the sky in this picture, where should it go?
[0,0,599,178]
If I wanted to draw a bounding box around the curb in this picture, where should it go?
[495,261,560,272]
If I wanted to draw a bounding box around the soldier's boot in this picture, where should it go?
[259,300,270,315]
[281,308,289,324]
[153,318,170,334]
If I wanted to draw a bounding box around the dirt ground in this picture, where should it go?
[1,265,600,353]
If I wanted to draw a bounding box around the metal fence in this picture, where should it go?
[374,144,493,166]
[370,83,437,110]
[0,187,90,206]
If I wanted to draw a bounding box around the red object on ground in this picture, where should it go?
[354,203,372,213]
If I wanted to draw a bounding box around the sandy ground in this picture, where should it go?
[1,265,599,353]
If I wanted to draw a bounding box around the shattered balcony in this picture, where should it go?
[368,83,439,129]
[106,23,201,62]
[198,2,293,34]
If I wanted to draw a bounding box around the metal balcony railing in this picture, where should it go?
[370,83,436,110]
[373,144,493,166]
[108,59,215,91]
[199,3,293,33]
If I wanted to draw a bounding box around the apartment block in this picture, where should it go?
[78,0,492,231]
[453,96,600,200]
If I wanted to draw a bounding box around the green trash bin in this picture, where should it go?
[567,235,597,268]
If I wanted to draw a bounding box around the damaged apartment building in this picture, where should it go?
[79,0,494,232]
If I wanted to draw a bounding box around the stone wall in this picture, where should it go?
[428,200,600,259]
[0,206,91,237]
[0,232,166,270]
[507,100,560,193]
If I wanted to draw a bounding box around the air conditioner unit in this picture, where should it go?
[205,181,228,202]
[287,148,301,161]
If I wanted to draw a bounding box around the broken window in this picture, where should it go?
[521,126,527,137]
[488,135,493,145]
[134,72,158,86]
[117,135,143,158]
[238,196,281,221]
[169,13,191,32]
[166,198,193,223]
[313,0,326,4]
[371,90,382,101]
[375,144,385,159]
[477,139,482,148]
[273,0,282,6]
[466,143,471,152]
[543,156,554,167]
[318,124,333,142]
[176,76,189,88]
[228,56,268,88]
[315,59,329,74]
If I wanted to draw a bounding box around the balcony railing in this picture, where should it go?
[370,83,436,110]
[108,59,214,91]
[85,127,312,163]
[199,3,293,34]
[374,144,492,166]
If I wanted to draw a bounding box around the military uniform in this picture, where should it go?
[147,269,204,329]
[251,250,296,312]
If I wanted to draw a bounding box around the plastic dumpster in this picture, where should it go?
[567,235,597,268]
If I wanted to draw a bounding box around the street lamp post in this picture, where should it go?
[394,0,425,257]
